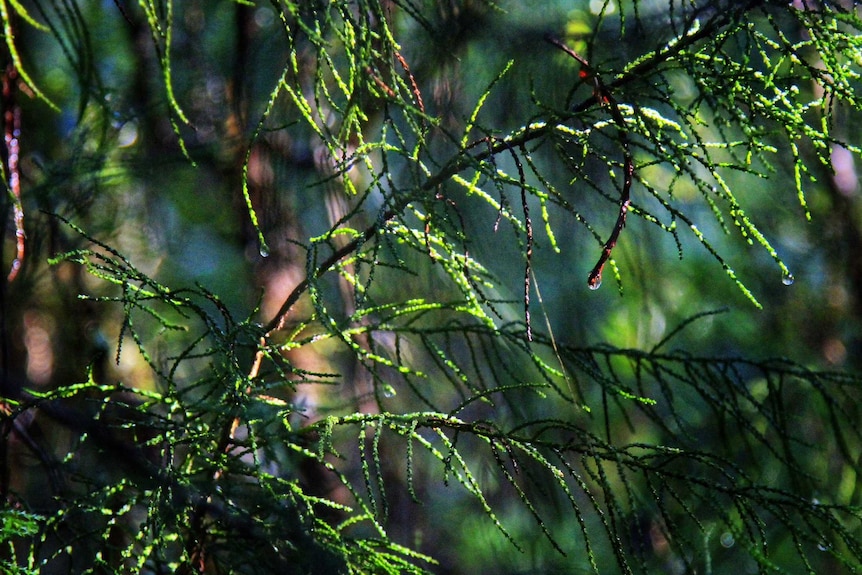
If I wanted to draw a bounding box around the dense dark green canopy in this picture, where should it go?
[1,1,862,573]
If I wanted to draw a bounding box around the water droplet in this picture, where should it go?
[782,273,795,286]
[720,532,735,548]
[259,245,270,258]
[117,121,138,148]
[588,274,602,290]
[382,384,396,398]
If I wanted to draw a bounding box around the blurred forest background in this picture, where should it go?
[1,0,862,574]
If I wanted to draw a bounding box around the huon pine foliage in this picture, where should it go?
[1,1,862,574]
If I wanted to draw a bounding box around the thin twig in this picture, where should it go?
[265,210,395,334]
[508,146,533,340]
[394,50,425,115]
[545,36,634,288]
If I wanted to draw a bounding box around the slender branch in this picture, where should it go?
[586,71,634,289]
[544,35,635,288]
[264,210,396,334]
[508,146,533,340]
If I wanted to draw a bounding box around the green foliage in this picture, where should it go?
[2,0,862,574]
[0,508,40,574]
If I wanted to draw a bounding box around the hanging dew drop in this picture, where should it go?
[382,384,397,398]
[719,532,735,548]
[588,273,602,290]
[259,244,270,258]
[782,272,795,286]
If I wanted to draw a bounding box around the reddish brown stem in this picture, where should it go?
[587,153,634,289]
[546,37,635,289]
[3,63,23,282]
